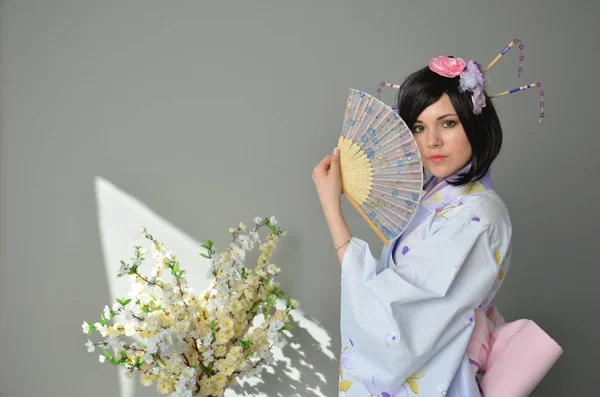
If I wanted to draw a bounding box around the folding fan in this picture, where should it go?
[338,89,423,246]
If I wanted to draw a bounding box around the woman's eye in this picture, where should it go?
[442,120,457,128]
[412,125,424,133]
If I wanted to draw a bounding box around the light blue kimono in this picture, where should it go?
[339,169,512,397]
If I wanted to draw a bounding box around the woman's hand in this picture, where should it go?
[312,147,342,214]
[313,147,352,265]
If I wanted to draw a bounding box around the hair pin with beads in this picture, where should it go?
[488,82,545,123]
[484,39,525,76]
[376,39,545,122]
[484,39,545,123]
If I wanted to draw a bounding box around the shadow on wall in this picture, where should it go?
[93,177,337,397]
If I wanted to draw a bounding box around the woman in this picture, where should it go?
[313,56,512,396]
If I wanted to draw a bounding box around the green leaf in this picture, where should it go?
[103,349,113,359]
[263,300,273,316]
[100,315,107,326]
[265,220,278,234]
[248,300,261,314]
[110,358,121,366]
[199,253,211,259]
[201,364,214,376]
[124,298,131,306]
[281,324,295,331]
[240,339,252,350]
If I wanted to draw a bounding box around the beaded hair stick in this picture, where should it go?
[377,39,545,122]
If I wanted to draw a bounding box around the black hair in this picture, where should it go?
[396,65,503,186]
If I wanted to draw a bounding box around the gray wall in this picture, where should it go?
[1,1,597,396]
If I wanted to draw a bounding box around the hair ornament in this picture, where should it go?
[379,39,545,122]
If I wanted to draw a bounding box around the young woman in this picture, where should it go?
[313,56,513,396]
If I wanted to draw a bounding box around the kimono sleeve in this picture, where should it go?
[340,211,509,382]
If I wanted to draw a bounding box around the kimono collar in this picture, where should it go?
[419,163,493,212]
[382,164,494,267]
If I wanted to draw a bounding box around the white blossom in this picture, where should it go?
[81,218,297,395]
[269,320,284,332]
[231,245,245,262]
[108,338,125,355]
[238,235,253,251]
[124,323,137,336]
[267,264,280,275]
[85,339,95,353]
[95,323,108,338]
[119,262,129,276]
[119,310,133,323]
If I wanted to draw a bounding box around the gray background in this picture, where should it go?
[1,0,597,396]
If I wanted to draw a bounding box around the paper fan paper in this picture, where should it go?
[338,88,423,245]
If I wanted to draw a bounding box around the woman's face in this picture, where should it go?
[411,94,472,180]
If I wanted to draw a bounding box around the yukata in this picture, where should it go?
[339,167,512,397]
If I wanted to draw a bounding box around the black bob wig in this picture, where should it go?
[396,65,503,186]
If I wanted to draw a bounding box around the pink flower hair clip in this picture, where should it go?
[429,56,487,114]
